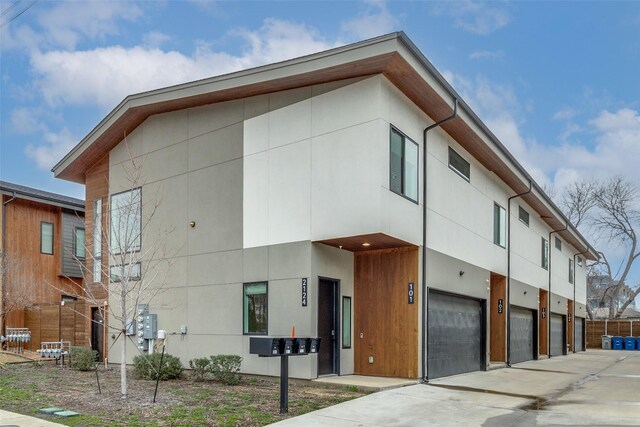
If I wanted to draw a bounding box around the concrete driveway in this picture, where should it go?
[271,350,640,426]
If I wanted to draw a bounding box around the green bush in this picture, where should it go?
[70,346,97,371]
[188,354,242,385]
[133,352,183,381]
[188,357,211,381]
[210,355,242,385]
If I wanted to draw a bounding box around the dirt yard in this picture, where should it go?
[0,358,367,426]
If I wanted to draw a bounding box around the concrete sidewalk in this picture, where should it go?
[0,409,64,427]
[271,350,640,426]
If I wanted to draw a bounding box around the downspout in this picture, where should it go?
[1,191,17,333]
[506,181,532,367]
[547,220,567,358]
[572,250,590,353]
[421,98,458,382]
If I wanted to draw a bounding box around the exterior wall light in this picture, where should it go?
[189,220,196,228]
[362,242,371,247]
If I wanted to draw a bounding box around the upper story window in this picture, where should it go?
[110,188,142,254]
[448,147,470,182]
[577,256,583,267]
[93,199,102,283]
[541,237,549,270]
[518,206,529,227]
[390,127,418,203]
[40,222,54,255]
[243,282,268,335]
[110,262,141,283]
[74,227,85,259]
[555,236,562,251]
[569,259,574,284]
[493,203,506,248]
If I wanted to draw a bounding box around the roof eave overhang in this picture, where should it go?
[52,31,596,260]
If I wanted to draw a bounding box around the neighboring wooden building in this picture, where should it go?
[0,181,93,352]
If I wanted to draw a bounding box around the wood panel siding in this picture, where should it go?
[317,233,413,253]
[22,302,85,350]
[539,290,548,356]
[1,197,84,335]
[567,299,574,352]
[354,246,418,378]
[489,273,506,362]
[61,212,85,278]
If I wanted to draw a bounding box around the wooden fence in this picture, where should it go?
[586,320,639,348]
[22,301,87,351]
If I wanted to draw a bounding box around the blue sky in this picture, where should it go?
[1,1,640,284]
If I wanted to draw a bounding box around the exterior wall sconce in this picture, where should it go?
[189,220,196,228]
[459,270,464,277]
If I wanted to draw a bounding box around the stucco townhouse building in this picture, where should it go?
[52,32,596,380]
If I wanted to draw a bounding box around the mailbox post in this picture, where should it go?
[249,337,321,414]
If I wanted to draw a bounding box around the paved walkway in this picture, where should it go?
[271,350,640,426]
[0,409,64,427]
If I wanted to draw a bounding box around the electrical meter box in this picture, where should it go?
[142,314,157,339]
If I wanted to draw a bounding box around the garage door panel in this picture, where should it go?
[575,317,584,352]
[550,313,565,356]
[428,291,484,379]
[510,306,535,364]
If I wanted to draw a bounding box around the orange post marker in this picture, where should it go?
[291,326,295,338]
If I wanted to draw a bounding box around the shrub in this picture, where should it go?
[70,346,97,371]
[187,354,242,385]
[188,357,211,382]
[210,355,242,385]
[133,353,183,381]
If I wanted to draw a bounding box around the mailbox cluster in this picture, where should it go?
[249,337,321,357]
[249,336,321,414]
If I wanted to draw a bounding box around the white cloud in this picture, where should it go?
[553,107,577,121]
[432,1,510,35]
[11,107,46,134]
[3,1,143,51]
[29,19,337,110]
[142,31,171,48]
[25,127,77,170]
[469,50,503,60]
[341,0,400,39]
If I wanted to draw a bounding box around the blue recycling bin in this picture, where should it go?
[624,337,636,350]
[636,337,640,350]
[612,336,624,350]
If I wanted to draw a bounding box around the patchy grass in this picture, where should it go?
[0,362,367,426]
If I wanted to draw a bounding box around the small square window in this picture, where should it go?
[518,206,529,227]
[448,147,470,181]
[390,127,419,203]
[541,238,549,270]
[243,282,268,335]
[577,256,583,267]
[41,222,54,255]
[493,203,506,248]
[555,236,562,250]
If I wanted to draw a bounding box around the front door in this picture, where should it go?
[91,307,104,362]
[318,278,339,376]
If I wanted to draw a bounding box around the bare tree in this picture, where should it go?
[0,252,38,334]
[562,177,640,319]
[49,143,175,399]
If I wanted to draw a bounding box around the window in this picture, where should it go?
[243,282,268,335]
[110,263,141,283]
[541,237,549,270]
[74,227,85,259]
[577,256,583,267]
[342,296,352,349]
[555,236,562,250]
[493,203,506,248]
[110,188,142,254]
[40,222,54,255]
[93,199,102,283]
[390,127,419,203]
[448,147,470,181]
[518,206,529,227]
[569,259,574,284]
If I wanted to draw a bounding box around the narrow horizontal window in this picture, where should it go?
[110,263,141,283]
[448,147,470,182]
[518,206,529,227]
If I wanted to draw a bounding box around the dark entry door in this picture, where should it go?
[550,313,566,356]
[428,290,485,379]
[91,307,104,362]
[510,306,536,364]
[318,278,339,376]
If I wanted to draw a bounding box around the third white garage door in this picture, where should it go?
[550,313,566,356]
[427,290,485,379]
